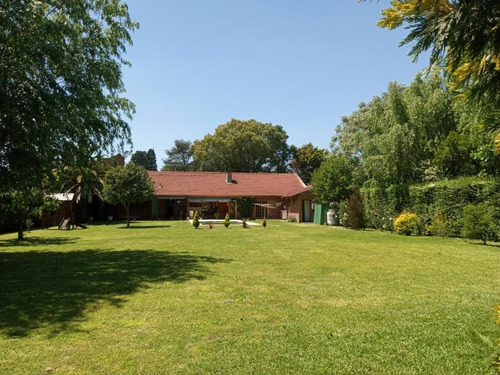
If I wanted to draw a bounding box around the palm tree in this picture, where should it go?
[59,160,107,223]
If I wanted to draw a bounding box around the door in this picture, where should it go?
[302,199,311,222]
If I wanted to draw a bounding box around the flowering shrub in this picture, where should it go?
[393,211,419,235]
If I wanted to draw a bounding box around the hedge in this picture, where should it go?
[361,177,500,236]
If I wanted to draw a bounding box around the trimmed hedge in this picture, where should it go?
[361,177,500,236]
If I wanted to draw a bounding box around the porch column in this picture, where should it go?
[151,196,158,219]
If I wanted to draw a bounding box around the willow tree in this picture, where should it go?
[0,0,138,191]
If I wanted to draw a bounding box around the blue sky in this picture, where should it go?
[122,0,430,165]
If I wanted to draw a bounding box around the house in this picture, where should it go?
[128,171,315,222]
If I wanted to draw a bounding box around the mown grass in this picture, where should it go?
[0,220,499,374]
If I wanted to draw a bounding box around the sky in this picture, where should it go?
[122,0,430,165]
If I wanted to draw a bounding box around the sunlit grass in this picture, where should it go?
[1,220,499,374]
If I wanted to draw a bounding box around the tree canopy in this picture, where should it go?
[130,149,157,171]
[0,0,138,191]
[103,163,155,228]
[311,155,353,205]
[377,0,500,104]
[192,119,292,173]
[162,139,193,171]
[290,143,329,184]
[331,71,499,188]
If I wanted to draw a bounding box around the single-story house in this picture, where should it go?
[127,171,315,222]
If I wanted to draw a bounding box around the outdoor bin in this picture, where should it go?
[313,204,330,225]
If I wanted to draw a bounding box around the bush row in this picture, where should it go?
[359,177,500,237]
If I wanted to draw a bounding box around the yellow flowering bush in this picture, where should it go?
[393,211,419,235]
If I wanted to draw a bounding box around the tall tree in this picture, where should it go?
[332,71,458,187]
[376,0,500,104]
[162,140,193,171]
[146,149,158,171]
[0,0,138,192]
[103,163,155,228]
[311,155,353,205]
[192,119,291,172]
[59,158,109,222]
[290,143,329,184]
[131,149,157,171]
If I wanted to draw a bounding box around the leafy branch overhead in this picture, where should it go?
[0,0,138,190]
[377,0,500,103]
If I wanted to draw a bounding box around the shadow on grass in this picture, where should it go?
[0,249,230,337]
[0,237,78,248]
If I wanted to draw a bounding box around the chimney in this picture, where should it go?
[225,170,232,184]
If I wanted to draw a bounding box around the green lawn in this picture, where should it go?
[0,220,499,374]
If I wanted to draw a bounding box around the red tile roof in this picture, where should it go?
[148,171,311,198]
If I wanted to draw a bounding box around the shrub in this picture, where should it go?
[235,197,255,219]
[429,209,451,237]
[192,211,200,229]
[287,216,297,223]
[346,188,365,229]
[224,213,230,228]
[393,211,420,235]
[461,203,496,244]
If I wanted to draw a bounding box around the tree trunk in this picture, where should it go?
[126,203,130,228]
[18,222,24,240]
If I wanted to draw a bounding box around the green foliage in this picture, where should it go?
[377,0,500,104]
[192,211,200,229]
[235,197,255,219]
[192,119,291,172]
[361,187,397,231]
[461,203,497,245]
[311,155,352,205]
[224,213,230,228]
[287,216,297,223]
[162,139,193,171]
[346,188,365,229]
[0,188,58,240]
[393,211,420,236]
[290,143,328,184]
[428,209,451,237]
[103,163,155,228]
[131,149,157,171]
[362,177,500,237]
[333,71,459,187]
[0,0,137,191]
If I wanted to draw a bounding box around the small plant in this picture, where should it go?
[287,216,297,223]
[224,213,231,228]
[192,211,200,229]
[393,211,419,235]
[25,218,34,233]
[262,217,267,228]
[346,188,365,229]
[461,203,496,245]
